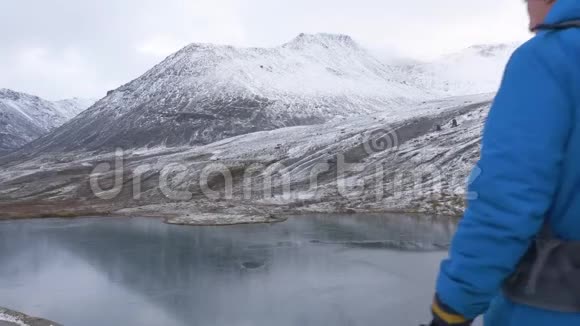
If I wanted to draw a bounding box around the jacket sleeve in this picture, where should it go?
[435,40,573,319]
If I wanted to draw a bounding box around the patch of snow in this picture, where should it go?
[0,312,28,326]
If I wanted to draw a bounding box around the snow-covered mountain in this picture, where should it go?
[20,33,431,153]
[0,89,95,155]
[400,43,519,97]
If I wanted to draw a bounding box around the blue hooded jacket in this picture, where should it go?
[435,1,580,324]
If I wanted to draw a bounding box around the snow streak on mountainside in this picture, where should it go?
[400,43,519,97]
[21,33,431,154]
[0,89,95,155]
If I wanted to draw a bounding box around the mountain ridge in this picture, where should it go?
[0,88,95,155]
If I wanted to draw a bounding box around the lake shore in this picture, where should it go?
[0,206,460,226]
[0,198,461,226]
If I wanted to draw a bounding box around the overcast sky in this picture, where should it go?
[0,0,530,100]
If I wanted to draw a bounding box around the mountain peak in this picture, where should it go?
[179,42,236,53]
[282,33,359,50]
[20,31,427,153]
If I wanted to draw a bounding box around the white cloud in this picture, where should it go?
[136,35,186,57]
[3,46,105,100]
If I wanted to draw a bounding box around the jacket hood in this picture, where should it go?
[545,0,580,24]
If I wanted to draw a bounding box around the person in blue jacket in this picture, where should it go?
[428,0,580,325]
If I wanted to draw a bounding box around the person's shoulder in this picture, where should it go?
[508,31,574,76]
[510,34,557,61]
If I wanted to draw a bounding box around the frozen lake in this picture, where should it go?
[0,214,457,326]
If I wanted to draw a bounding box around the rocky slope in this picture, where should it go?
[0,89,95,155]
[16,33,430,154]
[0,94,492,220]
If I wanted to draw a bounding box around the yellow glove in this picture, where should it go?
[429,295,472,326]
